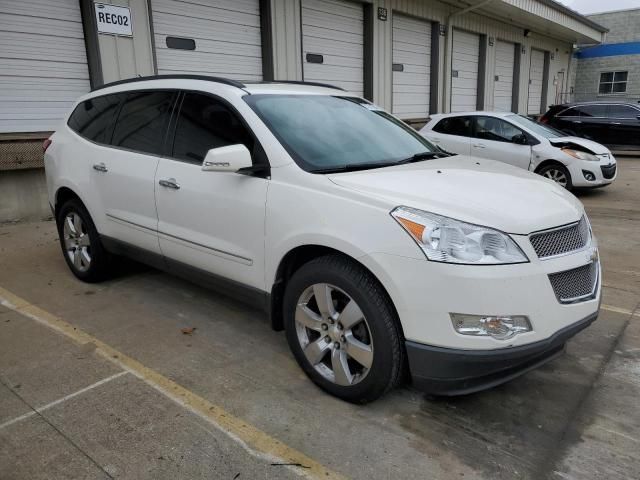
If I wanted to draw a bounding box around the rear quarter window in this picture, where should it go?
[433,116,472,136]
[67,94,125,144]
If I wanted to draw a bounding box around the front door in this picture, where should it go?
[155,92,268,290]
[471,116,532,169]
[91,90,177,254]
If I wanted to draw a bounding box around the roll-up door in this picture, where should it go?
[392,14,431,120]
[151,0,263,81]
[528,49,545,114]
[0,0,90,133]
[451,30,480,113]
[301,0,364,96]
[493,40,515,112]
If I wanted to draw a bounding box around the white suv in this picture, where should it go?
[45,76,600,403]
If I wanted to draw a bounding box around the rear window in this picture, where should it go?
[67,94,125,144]
[111,91,177,155]
[432,116,472,136]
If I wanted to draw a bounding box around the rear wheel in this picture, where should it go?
[538,163,572,190]
[283,255,404,403]
[56,199,111,282]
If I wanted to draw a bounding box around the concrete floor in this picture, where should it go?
[1,158,639,480]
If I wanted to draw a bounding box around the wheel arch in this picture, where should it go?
[269,245,401,337]
[534,159,569,174]
[54,186,86,219]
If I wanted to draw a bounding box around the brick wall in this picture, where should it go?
[588,9,640,44]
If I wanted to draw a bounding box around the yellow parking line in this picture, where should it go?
[601,304,639,317]
[0,286,345,480]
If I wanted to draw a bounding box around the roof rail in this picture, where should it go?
[91,74,246,92]
[254,80,346,91]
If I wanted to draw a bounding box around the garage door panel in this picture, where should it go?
[303,0,362,19]
[302,0,364,96]
[392,14,431,119]
[152,0,262,80]
[451,30,480,113]
[493,40,514,111]
[152,0,259,26]
[153,15,261,45]
[528,49,545,114]
[0,0,89,132]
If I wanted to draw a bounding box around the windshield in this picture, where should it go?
[507,114,565,138]
[244,94,440,172]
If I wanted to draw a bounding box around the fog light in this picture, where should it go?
[450,314,531,340]
[582,170,596,181]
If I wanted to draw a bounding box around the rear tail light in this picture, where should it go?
[538,115,548,124]
[43,138,52,153]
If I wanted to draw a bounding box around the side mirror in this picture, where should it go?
[512,133,529,145]
[202,144,252,172]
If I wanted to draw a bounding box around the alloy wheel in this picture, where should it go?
[543,168,568,187]
[295,283,374,386]
[63,212,91,272]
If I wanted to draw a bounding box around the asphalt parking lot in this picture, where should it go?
[1,158,639,480]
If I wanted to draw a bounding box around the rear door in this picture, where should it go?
[606,104,640,147]
[574,104,608,142]
[155,91,268,290]
[427,116,473,155]
[91,90,177,254]
[471,116,531,169]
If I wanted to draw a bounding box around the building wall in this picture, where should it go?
[588,9,640,44]
[572,8,640,102]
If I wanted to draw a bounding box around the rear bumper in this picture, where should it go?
[406,312,597,396]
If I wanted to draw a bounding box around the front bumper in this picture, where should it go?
[406,312,597,395]
[568,156,617,187]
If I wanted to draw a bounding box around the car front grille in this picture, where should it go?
[548,262,599,304]
[600,164,616,179]
[530,216,590,259]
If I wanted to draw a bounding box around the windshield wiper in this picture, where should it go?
[309,151,451,174]
[394,151,451,165]
[309,161,397,174]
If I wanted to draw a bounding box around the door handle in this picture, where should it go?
[159,178,180,190]
[92,163,108,172]
[572,120,582,124]
[611,122,621,125]
[472,143,486,149]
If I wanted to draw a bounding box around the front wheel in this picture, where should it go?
[283,255,404,403]
[538,163,573,190]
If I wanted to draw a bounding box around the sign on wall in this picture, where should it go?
[95,3,133,36]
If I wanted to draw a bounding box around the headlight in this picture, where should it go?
[562,148,599,162]
[391,207,528,264]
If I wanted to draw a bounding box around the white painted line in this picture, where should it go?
[601,304,639,317]
[0,371,128,430]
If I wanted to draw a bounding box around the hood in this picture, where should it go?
[328,156,584,235]
[549,136,610,155]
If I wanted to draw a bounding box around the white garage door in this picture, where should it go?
[0,0,90,133]
[151,0,262,81]
[451,30,480,113]
[528,49,545,114]
[301,0,364,96]
[392,14,431,120]
[493,40,515,112]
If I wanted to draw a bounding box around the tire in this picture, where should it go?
[56,198,111,282]
[283,254,404,403]
[538,163,573,190]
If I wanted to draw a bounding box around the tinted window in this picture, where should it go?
[474,117,524,142]
[507,114,564,138]
[608,104,639,119]
[68,94,124,143]
[245,95,438,172]
[558,107,579,117]
[172,93,253,163]
[580,105,607,117]
[111,91,176,155]
[433,116,472,136]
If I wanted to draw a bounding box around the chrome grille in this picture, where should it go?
[530,216,590,259]
[548,262,599,304]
